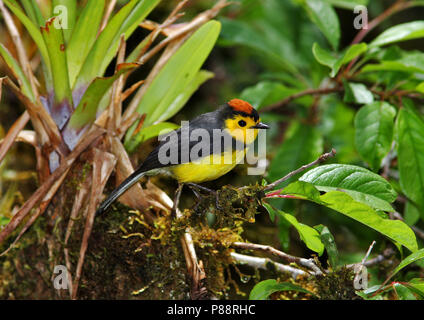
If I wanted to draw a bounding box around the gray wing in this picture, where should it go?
[137,109,237,172]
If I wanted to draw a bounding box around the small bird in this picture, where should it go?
[96,99,269,215]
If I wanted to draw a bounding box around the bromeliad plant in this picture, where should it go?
[0,0,227,298]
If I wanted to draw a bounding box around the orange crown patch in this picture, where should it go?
[227,99,253,114]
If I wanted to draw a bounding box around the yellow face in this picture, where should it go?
[224,114,260,144]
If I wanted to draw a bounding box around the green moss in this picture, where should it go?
[0,182,268,299]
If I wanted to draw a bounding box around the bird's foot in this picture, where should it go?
[172,183,183,216]
[187,183,223,211]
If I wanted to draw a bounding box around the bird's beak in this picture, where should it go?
[251,122,270,129]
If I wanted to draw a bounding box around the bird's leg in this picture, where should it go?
[187,185,204,214]
[186,183,222,211]
[172,183,184,216]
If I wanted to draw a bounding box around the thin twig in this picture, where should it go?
[0,0,39,99]
[72,148,116,299]
[361,241,377,266]
[0,111,30,164]
[347,247,395,269]
[343,0,414,75]
[392,211,424,241]
[264,149,336,191]
[232,242,322,275]
[262,87,342,112]
[98,0,117,35]
[230,252,308,279]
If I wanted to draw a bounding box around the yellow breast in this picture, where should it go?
[170,148,246,183]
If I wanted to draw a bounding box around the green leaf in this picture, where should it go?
[395,107,424,214]
[3,0,50,73]
[304,0,340,50]
[20,0,45,26]
[219,18,298,73]
[0,44,34,101]
[125,122,180,154]
[52,0,76,42]
[320,191,418,252]
[249,279,315,300]
[343,82,374,104]
[406,279,424,298]
[41,17,73,106]
[314,224,339,268]
[404,201,420,226]
[66,0,105,87]
[74,0,159,88]
[124,20,220,147]
[393,283,417,300]
[354,102,396,170]
[267,122,323,188]
[325,0,369,10]
[361,52,424,75]
[263,202,277,222]
[416,82,424,93]
[313,42,367,77]
[388,249,424,281]
[100,0,160,75]
[279,211,325,255]
[282,181,322,203]
[370,21,424,47]
[68,63,138,130]
[152,70,214,124]
[299,164,397,211]
[240,81,298,110]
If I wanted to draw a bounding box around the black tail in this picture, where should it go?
[96,168,148,215]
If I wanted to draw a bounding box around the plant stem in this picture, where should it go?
[264,149,336,191]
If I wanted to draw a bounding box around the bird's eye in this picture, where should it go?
[238,120,247,127]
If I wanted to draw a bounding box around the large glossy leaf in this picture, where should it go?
[313,42,367,77]
[354,102,396,170]
[299,164,397,211]
[74,0,159,89]
[249,279,315,300]
[279,211,324,255]
[321,191,417,252]
[395,106,424,214]
[343,82,374,104]
[304,0,340,50]
[370,21,424,47]
[66,0,105,87]
[279,181,415,251]
[267,122,323,188]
